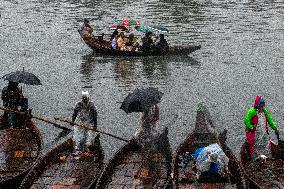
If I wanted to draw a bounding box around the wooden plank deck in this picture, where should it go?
[30,154,101,189]
[20,135,104,189]
[106,151,170,189]
[0,128,40,181]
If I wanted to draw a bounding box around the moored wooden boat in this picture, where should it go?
[240,139,284,188]
[0,115,42,189]
[19,134,104,189]
[80,34,201,57]
[91,128,172,189]
[172,105,246,189]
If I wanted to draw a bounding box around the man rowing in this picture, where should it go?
[78,18,94,38]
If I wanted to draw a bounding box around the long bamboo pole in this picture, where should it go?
[54,117,129,143]
[0,107,70,131]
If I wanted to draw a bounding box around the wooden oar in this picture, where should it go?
[0,107,70,131]
[54,117,129,143]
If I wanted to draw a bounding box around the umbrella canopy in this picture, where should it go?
[120,87,163,114]
[135,25,169,33]
[2,69,41,85]
[116,18,140,27]
[111,18,140,32]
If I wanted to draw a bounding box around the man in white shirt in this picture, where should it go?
[72,91,97,155]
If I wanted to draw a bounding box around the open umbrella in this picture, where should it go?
[120,87,163,114]
[111,18,140,32]
[2,68,41,85]
[135,25,169,33]
[115,18,140,27]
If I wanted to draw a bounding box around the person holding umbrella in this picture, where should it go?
[1,81,26,128]
[72,91,98,156]
[120,87,163,147]
[1,68,41,128]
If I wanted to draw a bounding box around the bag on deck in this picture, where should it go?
[194,143,228,175]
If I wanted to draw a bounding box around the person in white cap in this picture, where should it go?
[72,91,97,155]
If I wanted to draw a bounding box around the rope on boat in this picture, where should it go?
[54,117,129,143]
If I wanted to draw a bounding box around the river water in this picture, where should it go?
[1,0,284,159]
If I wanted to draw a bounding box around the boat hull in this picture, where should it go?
[0,115,42,189]
[81,35,201,57]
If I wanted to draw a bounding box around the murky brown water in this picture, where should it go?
[1,0,284,160]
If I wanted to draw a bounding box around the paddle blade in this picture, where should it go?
[54,129,72,142]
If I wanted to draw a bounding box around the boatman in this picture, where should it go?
[244,96,279,158]
[72,91,97,156]
[78,18,94,38]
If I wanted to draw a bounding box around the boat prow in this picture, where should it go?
[172,104,246,189]
[92,127,172,189]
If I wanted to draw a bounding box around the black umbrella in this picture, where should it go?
[2,69,41,85]
[120,87,163,113]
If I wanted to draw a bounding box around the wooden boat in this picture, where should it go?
[19,134,104,189]
[80,34,201,57]
[0,114,42,189]
[91,128,172,189]
[240,138,284,188]
[172,105,246,189]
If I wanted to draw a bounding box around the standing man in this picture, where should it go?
[244,96,279,158]
[72,91,97,155]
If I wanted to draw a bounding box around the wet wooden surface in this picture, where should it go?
[30,151,102,189]
[243,158,284,189]
[106,151,170,189]
[0,128,40,181]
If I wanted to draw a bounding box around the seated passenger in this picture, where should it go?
[117,32,127,51]
[155,34,169,53]
[141,32,154,53]
[111,32,118,50]
[110,30,119,41]
[79,18,94,38]
[126,33,139,51]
